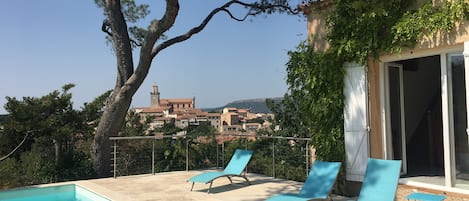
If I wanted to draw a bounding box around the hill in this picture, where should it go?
[202,97,282,114]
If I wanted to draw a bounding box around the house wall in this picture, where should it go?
[307,9,329,52]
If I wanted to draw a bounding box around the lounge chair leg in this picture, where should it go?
[208,181,213,193]
[227,176,233,184]
[242,176,251,185]
[190,182,195,191]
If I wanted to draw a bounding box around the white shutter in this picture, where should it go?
[344,62,369,182]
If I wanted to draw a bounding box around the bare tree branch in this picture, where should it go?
[220,8,262,21]
[122,0,179,97]
[0,131,37,161]
[152,0,298,57]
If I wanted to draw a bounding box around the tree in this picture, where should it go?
[91,0,303,177]
[119,110,153,137]
[2,84,80,164]
[0,84,107,187]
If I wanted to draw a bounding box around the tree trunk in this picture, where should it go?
[90,0,292,177]
[91,89,132,177]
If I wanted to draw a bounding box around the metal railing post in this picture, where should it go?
[216,135,219,168]
[305,141,309,177]
[152,139,155,175]
[186,137,189,171]
[272,138,275,178]
[245,137,248,150]
[113,139,117,178]
[245,136,248,174]
[222,134,225,168]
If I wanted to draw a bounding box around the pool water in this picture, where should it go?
[0,184,110,201]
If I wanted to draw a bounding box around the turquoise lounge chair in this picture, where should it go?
[266,161,342,201]
[355,158,402,201]
[187,149,253,193]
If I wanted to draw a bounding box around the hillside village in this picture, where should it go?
[133,85,275,135]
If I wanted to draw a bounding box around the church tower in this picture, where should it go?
[150,84,160,107]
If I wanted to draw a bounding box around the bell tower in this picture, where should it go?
[150,84,160,107]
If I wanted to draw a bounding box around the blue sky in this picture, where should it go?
[0,1,306,114]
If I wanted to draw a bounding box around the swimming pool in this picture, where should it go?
[0,184,110,201]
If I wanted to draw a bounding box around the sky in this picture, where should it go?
[0,1,306,114]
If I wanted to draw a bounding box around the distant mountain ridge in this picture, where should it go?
[202,97,282,114]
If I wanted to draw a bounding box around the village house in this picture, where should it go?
[133,85,272,134]
[303,0,469,195]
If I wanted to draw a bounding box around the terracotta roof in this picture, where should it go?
[159,99,170,105]
[174,108,203,115]
[139,107,165,113]
[161,98,193,104]
[197,112,209,117]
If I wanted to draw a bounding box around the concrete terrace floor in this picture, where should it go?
[35,170,469,201]
[57,170,349,201]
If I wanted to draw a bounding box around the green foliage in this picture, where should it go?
[0,85,111,188]
[391,0,469,52]
[327,0,469,63]
[2,84,79,157]
[94,0,159,48]
[114,139,153,175]
[81,90,111,128]
[327,0,410,63]
[154,120,182,135]
[114,115,219,176]
[266,41,346,190]
[272,42,345,162]
[224,138,309,181]
[120,110,152,136]
[186,122,215,137]
[0,158,20,189]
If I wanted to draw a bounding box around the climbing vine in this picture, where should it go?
[286,42,345,161]
[269,42,345,162]
[274,0,469,164]
[391,1,469,52]
[327,0,469,63]
[327,0,410,63]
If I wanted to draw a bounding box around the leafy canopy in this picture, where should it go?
[327,0,469,64]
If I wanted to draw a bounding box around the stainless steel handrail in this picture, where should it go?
[110,133,311,179]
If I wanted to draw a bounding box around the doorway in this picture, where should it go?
[386,55,444,177]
